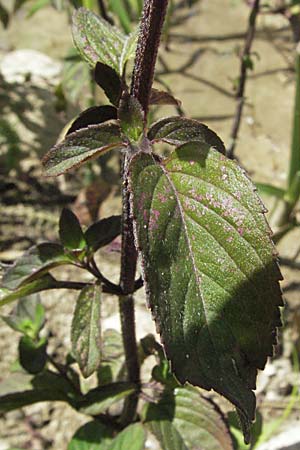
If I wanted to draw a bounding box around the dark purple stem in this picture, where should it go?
[227,0,260,159]
[131,0,169,117]
[119,0,169,426]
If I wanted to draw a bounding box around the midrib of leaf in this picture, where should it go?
[160,162,216,360]
[87,286,99,369]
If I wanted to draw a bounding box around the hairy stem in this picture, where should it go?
[131,0,169,117]
[227,0,260,159]
[119,0,169,426]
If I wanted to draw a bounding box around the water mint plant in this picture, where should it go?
[0,1,283,448]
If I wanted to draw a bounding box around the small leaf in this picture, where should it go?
[0,370,78,413]
[72,7,125,74]
[85,215,121,252]
[78,382,136,415]
[144,386,234,450]
[94,63,122,107]
[71,284,102,378]
[59,208,86,251]
[67,105,118,135]
[107,423,146,450]
[148,116,226,153]
[118,93,144,142]
[2,294,45,338]
[129,142,283,442]
[0,275,57,308]
[255,182,285,199]
[149,89,181,106]
[2,243,72,290]
[43,123,124,176]
[68,420,114,450]
[99,329,124,382]
[19,335,47,374]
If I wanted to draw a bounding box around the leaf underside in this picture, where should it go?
[129,142,283,439]
[42,123,124,176]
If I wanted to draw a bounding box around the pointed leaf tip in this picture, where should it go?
[42,123,123,176]
[129,142,283,439]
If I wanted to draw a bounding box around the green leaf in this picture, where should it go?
[2,294,45,338]
[85,216,121,252]
[146,420,188,450]
[68,420,114,450]
[67,105,117,135]
[144,386,233,450]
[2,243,72,290]
[27,0,50,17]
[59,208,86,251]
[118,93,144,142]
[94,63,122,107]
[0,370,78,413]
[255,182,285,199]
[129,142,283,442]
[71,284,102,378]
[42,123,123,176]
[78,382,136,415]
[107,423,146,450]
[19,335,47,374]
[72,7,136,75]
[119,30,138,75]
[0,275,57,308]
[108,0,132,34]
[148,116,226,153]
[288,53,300,188]
[149,89,181,106]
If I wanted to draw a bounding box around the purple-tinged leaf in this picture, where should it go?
[85,215,121,252]
[72,8,125,73]
[67,105,117,135]
[94,63,122,106]
[148,116,225,153]
[71,284,101,378]
[149,89,181,107]
[42,123,124,176]
[129,142,283,442]
[72,8,136,75]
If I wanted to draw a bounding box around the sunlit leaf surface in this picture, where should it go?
[130,142,283,439]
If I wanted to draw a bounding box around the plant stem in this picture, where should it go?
[118,0,169,427]
[288,50,300,187]
[227,0,260,159]
[131,0,169,117]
